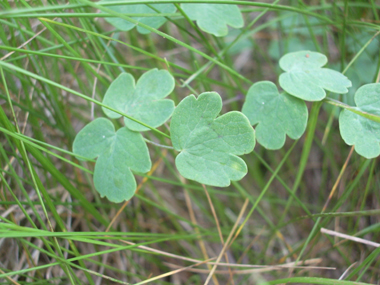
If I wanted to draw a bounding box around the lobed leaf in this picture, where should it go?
[101,1,176,34]
[339,83,380,159]
[242,81,308,150]
[181,4,244,37]
[73,118,151,202]
[279,51,352,101]
[102,69,175,132]
[171,92,255,187]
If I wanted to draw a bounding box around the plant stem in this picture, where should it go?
[144,138,174,150]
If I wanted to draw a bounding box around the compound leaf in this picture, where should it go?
[279,51,352,101]
[242,81,308,150]
[73,118,151,202]
[181,4,244,37]
[102,69,175,132]
[171,92,255,187]
[339,83,380,159]
[101,0,176,34]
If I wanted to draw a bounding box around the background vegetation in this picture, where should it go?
[0,0,380,284]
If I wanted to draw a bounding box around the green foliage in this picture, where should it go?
[102,69,175,132]
[72,49,380,201]
[181,3,244,37]
[170,92,255,187]
[242,81,308,150]
[279,51,352,101]
[339,84,380,159]
[73,118,151,203]
[101,1,176,34]
[4,1,380,283]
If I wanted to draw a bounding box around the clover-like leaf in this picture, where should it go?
[242,81,308,150]
[170,92,255,187]
[101,0,176,34]
[73,118,151,203]
[102,69,175,132]
[339,83,380,159]
[279,51,352,101]
[181,4,244,37]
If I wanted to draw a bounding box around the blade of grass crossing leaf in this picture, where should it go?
[279,102,323,224]
[74,0,252,84]
[182,0,281,87]
[174,3,219,57]
[0,60,170,139]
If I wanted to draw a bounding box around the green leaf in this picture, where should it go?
[73,118,151,202]
[181,4,244,37]
[102,69,175,132]
[339,83,380,159]
[242,81,308,150]
[171,92,255,187]
[101,1,176,34]
[279,51,352,101]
